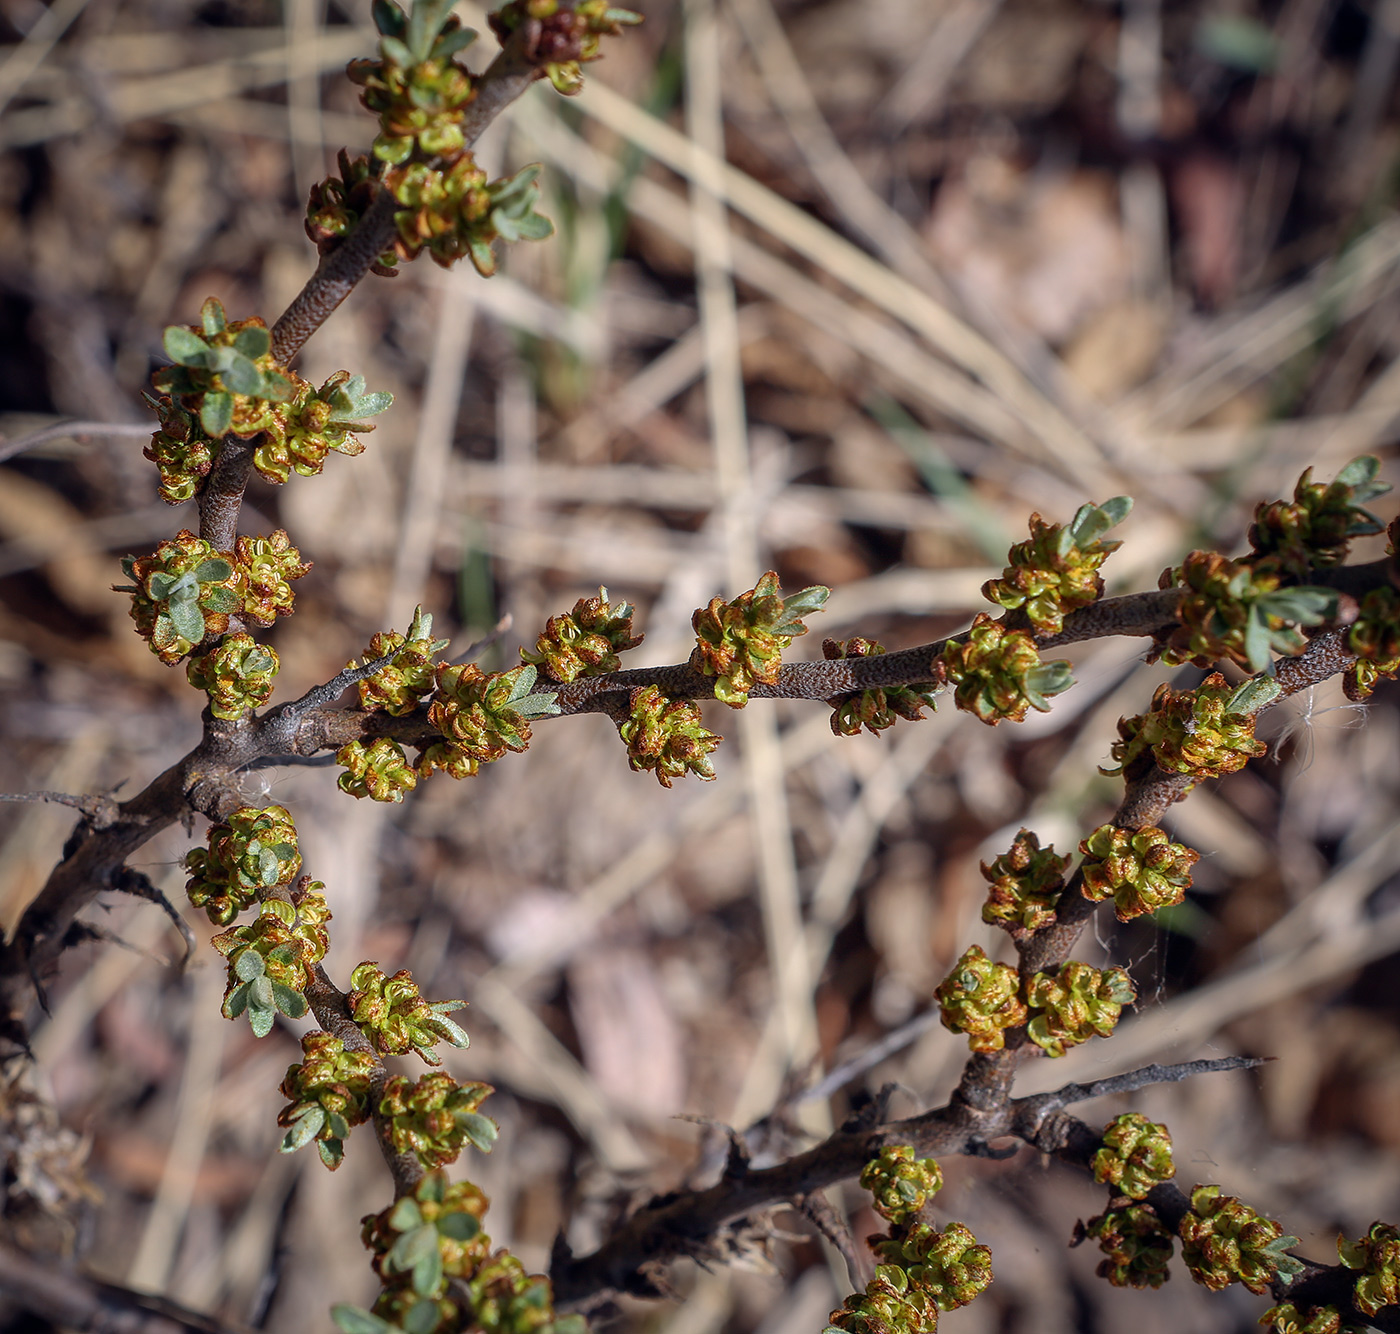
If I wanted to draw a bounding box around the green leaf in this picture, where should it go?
[249,975,274,1009]
[412,1246,443,1298]
[164,324,210,367]
[332,1305,398,1334]
[390,1222,438,1274]
[374,132,415,165]
[1070,495,1133,546]
[1335,455,1380,489]
[511,210,554,242]
[232,324,271,361]
[147,571,179,600]
[1026,659,1075,699]
[200,392,234,438]
[1258,586,1337,625]
[455,1110,498,1152]
[261,370,295,403]
[248,1001,276,1038]
[371,0,405,37]
[1243,609,1271,674]
[271,982,308,1018]
[317,1138,345,1170]
[435,1212,479,1241]
[1226,675,1282,714]
[513,692,561,719]
[403,1298,441,1334]
[388,1197,424,1233]
[193,557,233,584]
[234,950,266,982]
[777,583,831,624]
[433,22,476,57]
[167,598,207,646]
[201,585,240,615]
[222,353,263,397]
[223,982,250,1019]
[492,206,524,244]
[267,943,302,967]
[201,299,227,337]
[258,846,282,886]
[334,391,393,421]
[490,164,541,205]
[467,235,497,277]
[379,33,412,66]
[407,0,453,62]
[281,1107,325,1152]
[326,1110,351,1141]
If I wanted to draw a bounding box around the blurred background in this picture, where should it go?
[3,0,1400,1330]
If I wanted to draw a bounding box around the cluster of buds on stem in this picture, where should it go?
[940,614,1073,725]
[691,571,829,707]
[347,962,470,1064]
[278,1032,376,1170]
[1078,824,1199,922]
[212,886,330,1037]
[379,1073,497,1170]
[823,638,939,737]
[1077,1204,1175,1289]
[522,587,643,682]
[1179,1185,1304,1295]
[184,804,301,925]
[618,684,721,787]
[490,0,642,95]
[186,631,278,719]
[979,828,1068,933]
[1108,673,1272,781]
[982,497,1131,635]
[1248,456,1388,578]
[1090,1113,1175,1200]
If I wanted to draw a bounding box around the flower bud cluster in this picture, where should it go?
[490,0,642,96]
[872,1222,994,1312]
[150,297,294,441]
[185,804,301,925]
[823,638,938,737]
[1248,456,1388,578]
[1091,1113,1175,1200]
[1179,1185,1304,1295]
[1025,961,1136,1058]
[348,962,469,1065]
[1346,585,1400,700]
[1078,824,1199,922]
[979,829,1068,933]
[522,587,643,683]
[143,396,217,504]
[186,632,279,719]
[1338,1221,1400,1317]
[212,887,330,1037]
[419,662,560,778]
[337,738,420,803]
[935,948,1135,1056]
[278,1032,376,1170]
[691,571,829,708]
[939,614,1073,726]
[355,608,449,715]
[1157,550,1335,673]
[251,371,391,485]
[860,1147,943,1225]
[379,1073,497,1170]
[1108,673,1268,780]
[618,684,721,787]
[982,497,1131,635]
[1260,1302,1367,1334]
[1080,1204,1174,1288]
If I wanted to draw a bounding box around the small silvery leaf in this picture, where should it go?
[201,299,227,338]
[435,1212,480,1242]
[388,1197,423,1232]
[167,599,207,646]
[194,558,234,584]
[379,33,412,66]
[248,1002,276,1039]
[332,1305,398,1334]
[371,0,405,36]
[258,846,281,886]
[224,982,250,1019]
[222,354,263,397]
[233,325,271,361]
[234,950,266,982]
[403,1299,440,1334]
[1227,675,1281,714]
[1335,455,1380,489]
[147,571,179,600]
[1244,609,1272,673]
[202,585,240,615]
[281,1107,325,1152]
[317,1139,344,1169]
[455,1110,497,1152]
[412,1247,443,1299]
[433,23,476,57]
[164,325,209,367]
[389,1222,437,1274]
[249,974,274,1009]
[200,392,234,438]
[271,983,308,1018]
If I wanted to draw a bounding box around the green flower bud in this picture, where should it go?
[875,1220,993,1311]
[1248,456,1389,578]
[211,889,328,1037]
[860,1146,943,1225]
[422,662,559,776]
[489,0,641,99]
[1081,1204,1174,1288]
[251,370,390,485]
[1158,550,1336,673]
[982,498,1131,635]
[307,152,399,273]
[353,607,449,715]
[1108,672,1268,780]
[348,962,469,1065]
[691,571,829,708]
[184,804,301,925]
[824,1267,941,1334]
[934,945,1028,1053]
[379,1072,497,1170]
[940,613,1073,726]
[1338,1221,1400,1317]
[1261,1302,1368,1334]
[233,529,309,626]
[1179,1185,1304,1296]
[980,829,1068,933]
[823,638,938,737]
[277,1031,376,1170]
[1091,1113,1174,1200]
[1078,825,1199,922]
[151,298,294,441]
[1345,586,1400,700]
[361,1170,492,1296]
[116,529,240,664]
[337,738,419,803]
[186,632,279,720]
[617,684,721,787]
[142,395,218,504]
[1025,961,1135,1057]
[522,587,644,683]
